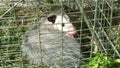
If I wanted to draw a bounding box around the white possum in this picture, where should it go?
[22,11,82,68]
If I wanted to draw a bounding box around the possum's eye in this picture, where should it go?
[62,23,65,27]
[47,15,56,24]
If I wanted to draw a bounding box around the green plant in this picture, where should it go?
[81,53,120,68]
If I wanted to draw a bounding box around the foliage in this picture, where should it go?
[0,0,120,68]
[81,53,120,68]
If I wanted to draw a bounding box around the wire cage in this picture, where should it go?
[0,0,120,68]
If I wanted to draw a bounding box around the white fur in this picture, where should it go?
[53,14,77,38]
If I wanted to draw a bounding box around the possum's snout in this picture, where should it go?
[53,24,77,38]
[65,25,77,38]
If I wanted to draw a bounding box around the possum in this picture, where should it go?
[22,11,82,68]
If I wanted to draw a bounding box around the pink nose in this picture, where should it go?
[69,26,77,35]
[66,30,77,39]
[65,25,78,38]
[72,31,78,35]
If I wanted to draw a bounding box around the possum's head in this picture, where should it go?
[47,13,77,38]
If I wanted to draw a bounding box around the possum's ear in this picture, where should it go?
[47,15,56,24]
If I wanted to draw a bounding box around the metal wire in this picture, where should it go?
[0,0,120,68]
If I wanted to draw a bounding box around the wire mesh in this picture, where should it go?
[0,0,120,68]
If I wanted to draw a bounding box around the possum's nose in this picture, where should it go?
[66,26,77,38]
[68,26,77,34]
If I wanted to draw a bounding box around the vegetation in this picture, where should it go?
[0,0,120,68]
